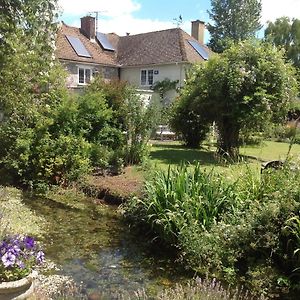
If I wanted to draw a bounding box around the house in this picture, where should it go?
[55,16,211,101]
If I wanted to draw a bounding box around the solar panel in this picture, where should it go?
[188,40,210,60]
[65,35,91,58]
[96,32,115,51]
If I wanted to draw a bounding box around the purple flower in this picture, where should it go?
[10,245,21,256]
[24,236,35,249]
[36,250,45,264]
[17,260,25,269]
[2,251,16,267]
[0,241,8,253]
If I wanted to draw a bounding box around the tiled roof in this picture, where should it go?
[55,23,211,67]
[55,23,117,66]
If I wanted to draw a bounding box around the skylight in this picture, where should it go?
[188,40,210,60]
[65,35,92,58]
[96,32,115,51]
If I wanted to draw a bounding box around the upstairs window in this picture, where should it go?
[78,67,91,84]
[141,69,154,86]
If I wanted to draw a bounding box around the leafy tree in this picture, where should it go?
[207,0,262,52]
[0,0,58,67]
[86,76,158,165]
[265,17,300,68]
[170,72,211,148]
[174,40,298,157]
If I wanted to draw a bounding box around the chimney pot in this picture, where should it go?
[191,20,205,44]
[81,16,96,40]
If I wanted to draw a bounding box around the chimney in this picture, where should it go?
[80,16,96,40]
[191,20,205,44]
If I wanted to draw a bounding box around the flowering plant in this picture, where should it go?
[0,235,45,282]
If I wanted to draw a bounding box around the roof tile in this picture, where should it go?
[55,23,211,67]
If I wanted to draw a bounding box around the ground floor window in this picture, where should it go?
[78,67,91,84]
[141,69,154,86]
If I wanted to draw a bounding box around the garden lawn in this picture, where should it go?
[240,140,300,161]
[149,140,300,175]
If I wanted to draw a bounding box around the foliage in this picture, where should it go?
[123,162,300,297]
[156,277,265,300]
[174,40,298,157]
[0,64,92,187]
[207,0,262,52]
[0,235,44,281]
[86,77,131,126]
[265,17,300,68]
[152,79,179,125]
[123,94,158,165]
[0,0,58,68]
[84,76,158,166]
[170,76,211,148]
[118,277,265,299]
[284,215,300,273]
[152,78,178,103]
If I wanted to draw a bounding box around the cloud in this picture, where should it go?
[59,0,181,36]
[58,0,141,17]
[98,16,174,35]
[59,0,177,35]
[261,0,300,23]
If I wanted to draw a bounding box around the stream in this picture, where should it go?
[22,194,188,298]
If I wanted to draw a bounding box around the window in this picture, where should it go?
[78,67,92,84]
[141,70,147,85]
[140,69,154,86]
[148,70,153,85]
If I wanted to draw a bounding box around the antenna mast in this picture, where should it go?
[89,11,106,33]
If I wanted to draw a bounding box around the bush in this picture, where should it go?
[1,69,158,186]
[123,162,300,297]
[170,96,210,148]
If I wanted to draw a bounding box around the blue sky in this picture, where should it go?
[58,0,300,43]
[130,0,211,23]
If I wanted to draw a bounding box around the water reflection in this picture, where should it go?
[22,195,187,297]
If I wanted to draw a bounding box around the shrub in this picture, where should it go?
[170,96,210,148]
[123,162,300,297]
[122,93,158,165]
[123,163,244,243]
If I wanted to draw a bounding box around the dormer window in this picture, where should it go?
[141,69,154,86]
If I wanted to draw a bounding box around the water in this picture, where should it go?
[22,194,188,298]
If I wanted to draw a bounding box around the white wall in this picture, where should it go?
[120,63,190,102]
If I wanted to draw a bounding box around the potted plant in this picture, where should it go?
[0,235,45,299]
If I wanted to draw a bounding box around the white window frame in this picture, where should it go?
[78,66,93,85]
[140,69,154,86]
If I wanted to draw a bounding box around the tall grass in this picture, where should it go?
[127,164,243,243]
[123,161,300,297]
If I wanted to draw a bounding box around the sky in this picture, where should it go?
[58,0,300,43]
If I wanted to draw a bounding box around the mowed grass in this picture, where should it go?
[240,140,300,161]
[149,140,300,175]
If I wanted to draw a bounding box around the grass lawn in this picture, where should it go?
[149,140,300,174]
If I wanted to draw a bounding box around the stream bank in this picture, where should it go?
[0,186,189,299]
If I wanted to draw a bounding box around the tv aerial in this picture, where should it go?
[88,11,107,33]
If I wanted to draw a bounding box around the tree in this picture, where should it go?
[207,0,262,52]
[170,72,211,148]
[174,40,298,157]
[0,0,58,67]
[265,17,300,68]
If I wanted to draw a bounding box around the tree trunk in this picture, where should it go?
[217,119,240,159]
